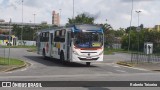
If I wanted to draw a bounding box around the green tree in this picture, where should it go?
[12,24,22,39]
[23,25,34,40]
[66,13,94,25]
[115,28,125,37]
[125,26,137,33]
[12,25,34,40]
[121,27,156,52]
[101,20,114,48]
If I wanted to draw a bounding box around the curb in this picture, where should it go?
[3,62,30,72]
[116,61,133,67]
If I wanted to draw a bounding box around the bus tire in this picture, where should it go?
[43,49,46,59]
[60,52,66,65]
[86,62,91,66]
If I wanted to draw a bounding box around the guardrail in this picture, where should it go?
[131,53,160,63]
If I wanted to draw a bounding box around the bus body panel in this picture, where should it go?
[71,47,103,62]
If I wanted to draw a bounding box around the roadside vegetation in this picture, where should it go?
[104,48,143,55]
[0,57,25,65]
[1,45,37,52]
[2,45,36,48]
[104,48,126,55]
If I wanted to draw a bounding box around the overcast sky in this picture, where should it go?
[0,0,160,29]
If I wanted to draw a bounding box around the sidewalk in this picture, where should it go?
[134,63,160,71]
[0,62,29,72]
[107,52,160,71]
[117,61,160,71]
[0,65,13,72]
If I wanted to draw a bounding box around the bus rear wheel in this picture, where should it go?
[86,62,91,66]
[60,52,66,65]
[43,49,46,59]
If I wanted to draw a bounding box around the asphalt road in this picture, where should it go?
[0,48,160,90]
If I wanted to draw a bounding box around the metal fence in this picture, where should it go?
[131,53,160,63]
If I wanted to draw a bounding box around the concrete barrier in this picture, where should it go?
[18,40,36,46]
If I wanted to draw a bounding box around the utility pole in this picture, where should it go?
[33,13,36,40]
[135,10,142,64]
[136,10,141,52]
[136,11,141,27]
[21,0,24,45]
[59,9,62,26]
[128,0,133,52]
[8,18,11,65]
[73,0,75,19]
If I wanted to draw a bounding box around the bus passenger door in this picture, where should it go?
[67,31,71,61]
[37,34,41,54]
[50,33,53,57]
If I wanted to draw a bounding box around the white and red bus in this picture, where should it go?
[37,24,104,66]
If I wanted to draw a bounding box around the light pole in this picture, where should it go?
[8,18,12,64]
[135,10,141,63]
[33,13,36,40]
[21,0,24,45]
[59,9,62,26]
[136,10,141,27]
[128,0,133,52]
[136,10,141,52]
[73,0,75,19]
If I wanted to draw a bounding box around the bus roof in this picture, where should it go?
[36,24,103,33]
[73,24,102,30]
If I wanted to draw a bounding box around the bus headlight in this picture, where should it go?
[99,51,103,55]
[73,51,79,55]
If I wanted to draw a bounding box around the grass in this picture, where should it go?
[1,45,37,52]
[2,45,36,48]
[104,48,128,55]
[0,57,25,65]
[103,48,146,55]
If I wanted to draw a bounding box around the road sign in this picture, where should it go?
[136,27,141,32]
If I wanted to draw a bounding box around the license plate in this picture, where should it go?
[86,57,92,59]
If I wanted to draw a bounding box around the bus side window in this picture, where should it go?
[51,33,53,44]
[53,30,65,42]
[54,37,60,42]
[59,29,65,42]
[45,32,49,42]
[54,31,59,42]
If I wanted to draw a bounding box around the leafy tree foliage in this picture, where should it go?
[121,26,160,53]
[12,24,21,39]
[12,24,34,40]
[67,13,94,25]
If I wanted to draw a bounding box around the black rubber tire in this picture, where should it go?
[43,49,46,59]
[86,62,91,66]
[60,52,66,65]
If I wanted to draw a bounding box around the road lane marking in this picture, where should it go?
[116,70,127,73]
[119,65,149,71]
[0,73,158,79]
[94,63,121,69]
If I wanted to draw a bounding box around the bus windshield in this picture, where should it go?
[74,32,103,48]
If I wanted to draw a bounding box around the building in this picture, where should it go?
[0,21,52,33]
[147,25,160,32]
[154,25,160,32]
[52,11,60,26]
[146,27,153,32]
